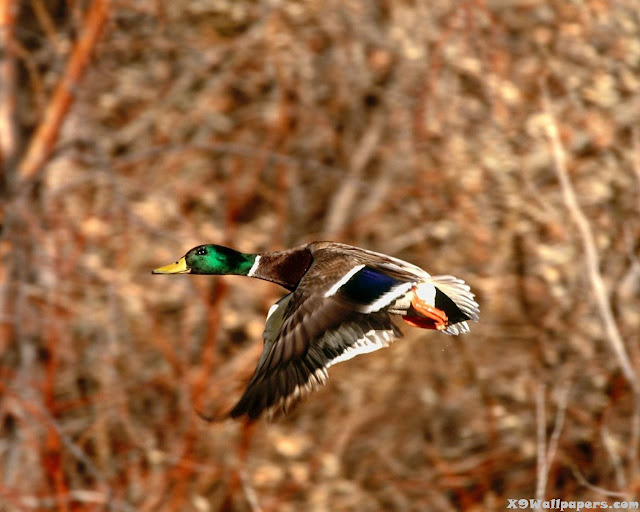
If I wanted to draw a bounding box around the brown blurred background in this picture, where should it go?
[1,0,639,510]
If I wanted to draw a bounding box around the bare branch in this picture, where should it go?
[323,115,384,237]
[541,83,640,394]
[546,384,570,471]
[630,393,640,482]
[601,425,626,491]
[17,0,110,182]
[535,384,547,508]
[632,125,640,208]
[569,464,630,499]
[535,382,568,509]
[0,0,19,174]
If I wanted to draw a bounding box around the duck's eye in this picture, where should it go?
[196,247,207,256]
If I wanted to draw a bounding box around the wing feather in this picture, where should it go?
[229,289,402,419]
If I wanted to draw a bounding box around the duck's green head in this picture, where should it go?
[152,244,257,276]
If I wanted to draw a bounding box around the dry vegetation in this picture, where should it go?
[1,0,640,510]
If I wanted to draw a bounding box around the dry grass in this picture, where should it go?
[1,0,640,510]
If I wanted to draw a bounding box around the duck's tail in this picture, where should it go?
[402,275,479,335]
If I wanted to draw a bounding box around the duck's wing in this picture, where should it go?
[229,286,402,420]
[319,244,480,333]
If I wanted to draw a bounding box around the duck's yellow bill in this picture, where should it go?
[152,257,190,274]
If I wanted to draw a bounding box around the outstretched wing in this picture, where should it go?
[229,288,402,420]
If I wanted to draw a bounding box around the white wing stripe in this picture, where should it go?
[323,264,366,297]
[361,282,413,313]
[325,329,396,367]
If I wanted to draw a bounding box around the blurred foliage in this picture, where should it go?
[1,0,640,510]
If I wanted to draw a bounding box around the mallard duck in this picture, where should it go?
[153,242,479,419]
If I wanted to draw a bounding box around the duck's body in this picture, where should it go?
[153,242,479,419]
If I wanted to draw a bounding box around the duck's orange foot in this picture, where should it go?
[402,285,449,331]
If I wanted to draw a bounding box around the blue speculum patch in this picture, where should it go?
[339,266,400,304]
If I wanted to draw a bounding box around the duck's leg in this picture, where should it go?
[403,286,449,331]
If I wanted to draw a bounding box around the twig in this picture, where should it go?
[221,420,258,510]
[10,36,47,114]
[0,0,19,175]
[569,464,629,498]
[535,384,547,509]
[17,0,110,182]
[323,115,384,237]
[601,425,626,491]
[535,381,569,510]
[29,0,61,52]
[12,490,134,511]
[630,392,640,484]
[541,82,639,394]
[546,383,570,474]
[240,466,262,512]
[1,383,111,495]
[632,126,640,199]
